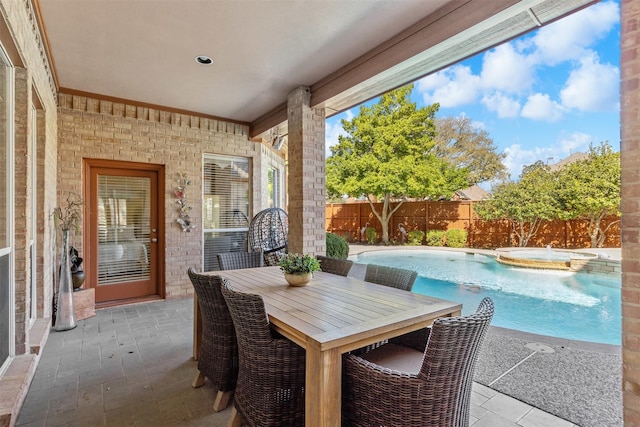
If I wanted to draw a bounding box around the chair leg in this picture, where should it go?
[226,406,244,427]
[213,389,233,412]
[192,370,205,388]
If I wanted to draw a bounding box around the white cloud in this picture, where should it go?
[416,65,481,107]
[521,93,565,122]
[415,70,450,93]
[531,1,620,66]
[480,44,534,93]
[559,53,619,112]
[413,1,619,125]
[344,109,354,121]
[557,132,593,154]
[471,119,486,130]
[481,92,521,118]
[503,144,543,179]
[419,44,535,109]
[324,110,353,157]
[502,133,594,180]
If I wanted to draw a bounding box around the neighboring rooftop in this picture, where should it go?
[453,184,491,201]
[548,152,589,172]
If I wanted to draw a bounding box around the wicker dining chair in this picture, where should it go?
[221,280,306,427]
[187,268,238,412]
[342,297,494,427]
[217,249,264,270]
[364,263,418,291]
[317,255,354,277]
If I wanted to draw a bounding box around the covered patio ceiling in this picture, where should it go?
[36,0,597,140]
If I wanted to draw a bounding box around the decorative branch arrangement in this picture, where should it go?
[52,192,83,232]
[51,191,84,331]
[175,173,195,232]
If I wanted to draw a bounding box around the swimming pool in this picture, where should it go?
[351,249,621,345]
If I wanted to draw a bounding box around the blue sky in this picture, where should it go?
[325,0,620,183]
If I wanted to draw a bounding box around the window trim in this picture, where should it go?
[0,45,15,376]
[201,154,252,271]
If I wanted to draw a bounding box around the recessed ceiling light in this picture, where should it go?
[195,55,213,65]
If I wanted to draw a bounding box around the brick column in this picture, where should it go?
[622,0,640,424]
[286,86,326,255]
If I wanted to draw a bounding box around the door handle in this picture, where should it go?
[151,238,158,243]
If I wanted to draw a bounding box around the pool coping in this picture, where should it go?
[348,243,621,261]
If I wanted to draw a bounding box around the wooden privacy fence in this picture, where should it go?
[325,201,621,249]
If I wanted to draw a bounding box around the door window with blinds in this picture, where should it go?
[203,155,250,271]
[97,176,151,284]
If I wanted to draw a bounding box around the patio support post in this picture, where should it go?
[622,0,640,425]
[286,86,326,256]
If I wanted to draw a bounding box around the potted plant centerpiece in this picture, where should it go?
[278,253,321,286]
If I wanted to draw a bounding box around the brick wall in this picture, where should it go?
[621,0,640,424]
[1,0,60,357]
[56,93,281,299]
[14,67,29,354]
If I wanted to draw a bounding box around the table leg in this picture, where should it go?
[305,346,341,427]
[193,296,201,360]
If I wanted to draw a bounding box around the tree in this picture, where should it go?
[434,116,508,185]
[326,84,468,244]
[474,161,561,247]
[556,142,620,248]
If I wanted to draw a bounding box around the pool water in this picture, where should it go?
[351,250,621,345]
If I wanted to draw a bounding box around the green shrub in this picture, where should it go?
[365,227,377,245]
[326,232,349,259]
[426,230,445,246]
[407,230,424,246]
[445,228,468,248]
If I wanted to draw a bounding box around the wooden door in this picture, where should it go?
[85,160,164,306]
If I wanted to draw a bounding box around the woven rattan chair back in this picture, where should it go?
[364,264,418,291]
[342,297,494,427]
[221,280,306,427]
[418,297,494,426]
[217,250,264,270]
[317,255,354,277]
[187,268,238,411]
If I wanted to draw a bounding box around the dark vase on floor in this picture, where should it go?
[70,246,85,291]
[72,270,85,290]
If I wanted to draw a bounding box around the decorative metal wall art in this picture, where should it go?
[176,173,196,232]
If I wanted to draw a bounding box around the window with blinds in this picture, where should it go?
[268,166,280,208]
[203,155,250,271]
[97,175,151,285]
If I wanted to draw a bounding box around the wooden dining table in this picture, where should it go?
[193,266,462,427]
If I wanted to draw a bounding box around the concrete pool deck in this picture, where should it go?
[348,244,622,426]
